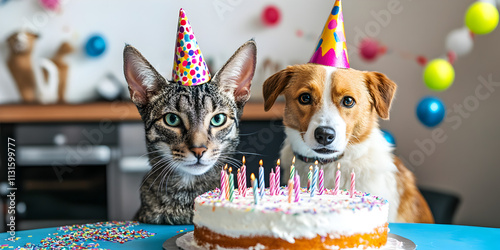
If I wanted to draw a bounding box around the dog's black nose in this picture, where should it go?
[314,126,335,146]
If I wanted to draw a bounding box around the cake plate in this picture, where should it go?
[164,232,416,250]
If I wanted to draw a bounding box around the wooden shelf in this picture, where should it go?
[0,102,284,123]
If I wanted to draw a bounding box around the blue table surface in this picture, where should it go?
[1,223,499,249]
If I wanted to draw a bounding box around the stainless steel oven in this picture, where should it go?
[0,123,119,230]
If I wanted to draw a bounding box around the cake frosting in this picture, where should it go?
[190,188,389,250]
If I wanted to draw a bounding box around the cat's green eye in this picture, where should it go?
[164,113,181,127]
[210,114,227,127]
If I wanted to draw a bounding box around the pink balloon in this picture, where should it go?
[262,5,281,27]
[359,38,380,61]
[40,0,59,11]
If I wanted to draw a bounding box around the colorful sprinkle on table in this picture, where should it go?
[13,221,155,250]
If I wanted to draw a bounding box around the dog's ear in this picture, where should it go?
[364,71,397,120]
[213,40,257,107]
[263,66,294,111]
[123,45,165,107]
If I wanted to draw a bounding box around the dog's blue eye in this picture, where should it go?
[164,113,181,127]
[211,114,227,127]
[342,96,356,108]
[299,93,312,105]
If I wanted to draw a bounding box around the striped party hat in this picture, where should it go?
[172,8,211,86]
[309,0,350,68]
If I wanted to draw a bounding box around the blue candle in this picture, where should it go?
[259,159,265,199]
[251,173,258,205]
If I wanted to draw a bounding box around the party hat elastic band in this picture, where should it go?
[172,8,211,86]
[309,0,350,68]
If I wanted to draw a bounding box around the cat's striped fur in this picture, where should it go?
[123,40,257,224]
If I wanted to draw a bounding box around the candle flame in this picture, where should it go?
[314,160,319,166]
[238,168,240,173]
[309,165,313,171]
[224,164,228,170]
[229,167,232,173]
[259,159,263,166]
[250,173,255,181]
[242,156,246,165]
[337,162,340,170]
[292,156,296,164]
[277,159,280,165]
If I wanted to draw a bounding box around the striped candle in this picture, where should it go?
[290,156,296,181]
[319,167,325,195]
[287,179,294,203]
[229,167,235,202]
[275,159,280,195]
[334,163,341,195]
[259,160,265,199]
[294,173,300,202]
[311,165,318,197]
[220,166,226,200]
[237,169,243,196]
[251,173,258,205]
[269,170,275,196]
[241,157,247,197]
[350,169,356,198]
[224,165,230,200]
[307,166,313,192]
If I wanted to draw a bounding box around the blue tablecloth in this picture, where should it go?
[1,223,499,249]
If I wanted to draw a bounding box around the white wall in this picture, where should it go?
[1,0,500,227]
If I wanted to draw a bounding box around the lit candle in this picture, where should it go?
[333,162,341,195]
[275,159,281,195]
[224,165,230,200]
[319,167,325,195]
[259,160,265,199]
[288,179,294,203]
[290,156,295,181]
[237,169,243,196]
[220,165,226,200]
[270,169,275,196]
[241,156,247,197]
[350,169,356,198]
[307,166,313,192]
[311,163,318,197]
[229,167,235,202]
[251,173,258,205]
[294,173,300,202]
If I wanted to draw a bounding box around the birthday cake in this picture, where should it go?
[188,188,389,250]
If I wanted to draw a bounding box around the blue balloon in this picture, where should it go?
[381,129,396,146]
[416,96,446,127]
[85,34,106,57]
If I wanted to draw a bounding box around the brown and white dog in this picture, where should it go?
[263,64,434,223]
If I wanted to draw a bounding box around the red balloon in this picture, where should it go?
[262,5,281,27]
[359,38,380,61]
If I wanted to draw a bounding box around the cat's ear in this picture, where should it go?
[213,39,257,106]
[123,45,165,107]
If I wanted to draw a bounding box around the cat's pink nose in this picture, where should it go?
[190,146,207,160]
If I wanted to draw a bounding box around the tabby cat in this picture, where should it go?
[123,40,257,224]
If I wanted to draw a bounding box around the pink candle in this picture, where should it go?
[275,159,280,195]
[237,169,243,196]
[242,156,247,197]
[294,173,300,202]
[333,163,340,195]
[220,166,226,200]
[288,179,294,203]
[270,170,275,196]
[350,169,356,198]
[319,167,325,195]
[224,165,230,200]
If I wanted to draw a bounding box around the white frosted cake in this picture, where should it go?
[189,188,389,250]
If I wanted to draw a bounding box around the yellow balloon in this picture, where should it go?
[423,59,455,91]
[465,2,499,35]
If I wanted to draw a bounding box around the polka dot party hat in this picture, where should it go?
[172,8,211,86]
[309,0,350,69]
